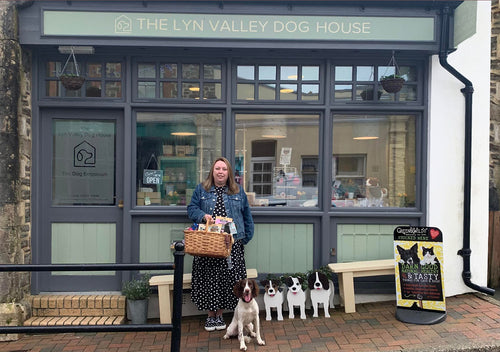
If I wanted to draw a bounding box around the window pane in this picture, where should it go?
[332,114,416,208]
[302,84,319,100]
[237,66,254,80]
[106,63,121,78]
[335,66,353,81]
[335,84,352,100]
[46,81,60,97]
[357,85,381,101]
[357,66,374,81]
[259,66,276,80]
[235,113,319,207]
[281,66,298,80]
[138,82,156,98]
[46,61,61,78]
[105,82,122,98]
[52,119,116,205]
[237,83,254,100]
[280,84,297,100]
[87,63,102,78]
[203,83,221,99]
[160,63,177,79]
[378,66,396,80]
[85,82,102,97]
[302,66,319,80]
[136,112,222,206]
[204,64,221,79]
[399,85,417,102]
[161,82,178,98]
[258,83,275,100]
[182,64,200,79]
[138,64,156,78]
[182,83,200,99]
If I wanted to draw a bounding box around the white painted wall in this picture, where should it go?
[428,1,491,297]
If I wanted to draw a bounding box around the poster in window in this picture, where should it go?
[52,120,116,205]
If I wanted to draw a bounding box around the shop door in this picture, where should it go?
[36,109,124,292]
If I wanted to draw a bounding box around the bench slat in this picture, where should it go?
[328,259,395,313]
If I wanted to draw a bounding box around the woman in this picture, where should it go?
[187,157,254,331]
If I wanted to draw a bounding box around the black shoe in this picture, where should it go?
[215,315,226,330]
[204,316,217,332]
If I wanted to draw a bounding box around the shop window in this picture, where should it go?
[235,113,319,207]
[332,114,416,208]
[135,61,224,101]
[235,64,321,102]
[44,60,123,98]
[136,112,222,206]
[333,65,418,103]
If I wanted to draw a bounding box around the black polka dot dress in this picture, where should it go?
[191,186,247,311]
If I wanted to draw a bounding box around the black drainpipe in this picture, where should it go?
[438,5,494,295]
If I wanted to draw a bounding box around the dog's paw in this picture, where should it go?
[223,334,230,340]
[257,338,266,346]
[266,316,271,321]
[239,343,247,351]
[313,313,318,318]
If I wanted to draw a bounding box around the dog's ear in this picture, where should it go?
[298,277,304,284]
[284,277,292,287]
[307,273,316,289]
[233,279,244,298]
[259,280,268,288]
[318,273,329,289]
[251,279,259,297]
[272,279,280,287]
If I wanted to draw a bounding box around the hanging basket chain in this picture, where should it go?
[382,50,401,78]
[60,47,81,77]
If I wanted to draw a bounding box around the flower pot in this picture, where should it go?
[127,298,148,324]
[380,77,405,93]
[59,75,86,90]
[360,89,382,101]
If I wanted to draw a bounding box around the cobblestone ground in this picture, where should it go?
[1,293,500,352]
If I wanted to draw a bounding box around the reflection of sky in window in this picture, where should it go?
[356,66,374,81]
[335,66,352,81]
[237,66,254,80]
[302,66,319,80]
[259,66,276,80]
[302,84,319,94]
[281,66,298,80]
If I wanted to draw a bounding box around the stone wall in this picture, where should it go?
[0,0,32,304]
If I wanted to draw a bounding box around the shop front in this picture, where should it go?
[17,0,491,300]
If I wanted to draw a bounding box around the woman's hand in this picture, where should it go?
[203,214,214,224]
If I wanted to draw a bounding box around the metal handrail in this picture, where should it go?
[0,242,185,352]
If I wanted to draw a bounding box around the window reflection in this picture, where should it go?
[136,112,222,206]
[332,114,416,208]
[235,113,319,207]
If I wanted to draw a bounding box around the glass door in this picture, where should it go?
[36,109,123,292]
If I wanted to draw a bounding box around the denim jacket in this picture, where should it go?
[187,183,254,244]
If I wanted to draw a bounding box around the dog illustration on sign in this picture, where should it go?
[307,271,335,318]
[260,279,284,321]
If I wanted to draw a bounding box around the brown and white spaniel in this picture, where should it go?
[223,279,265,351]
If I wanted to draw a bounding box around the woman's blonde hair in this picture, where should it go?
[202,157,240,195]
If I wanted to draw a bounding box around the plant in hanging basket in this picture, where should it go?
[59,74,86,90]
[380,74,405,93]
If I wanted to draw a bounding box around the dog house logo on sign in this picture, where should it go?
[73,141,96,167]
[393,226,446,324]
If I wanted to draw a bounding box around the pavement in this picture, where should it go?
[1,292,500,352]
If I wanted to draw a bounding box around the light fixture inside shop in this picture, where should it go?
[171,125,196,136]
[352,122,379,140]
[188,87,200,91]
[58,46,95,55]
[280,88,294,93]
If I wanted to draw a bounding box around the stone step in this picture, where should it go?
[24,315,125,326]
[27,295,127,325]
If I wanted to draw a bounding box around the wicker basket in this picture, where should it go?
[59,75,86,90]
[380,77,405,93]
[184,228,234,258]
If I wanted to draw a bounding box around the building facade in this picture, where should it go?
[0,0,492,307]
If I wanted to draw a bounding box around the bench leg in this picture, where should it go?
[341,272,356,313]
[157,284,173,324]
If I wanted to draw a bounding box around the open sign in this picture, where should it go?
[143,169,163,185]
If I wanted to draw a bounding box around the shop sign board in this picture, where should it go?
[43,11,435,42]
[393,226,446,324]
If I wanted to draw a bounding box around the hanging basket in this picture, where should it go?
[59,75,86,90]
[380,77,405,93]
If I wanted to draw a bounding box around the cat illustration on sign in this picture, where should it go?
[420,246,439,266]
[396,243,420,265]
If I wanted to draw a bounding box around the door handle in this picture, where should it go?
[118,199,124,208]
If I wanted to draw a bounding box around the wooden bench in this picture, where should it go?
[150,268,258,324]
[328,259,394,313]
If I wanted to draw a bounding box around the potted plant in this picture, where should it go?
[122,273,151,324]
[380,74,405,93]
[59,73,86,90]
